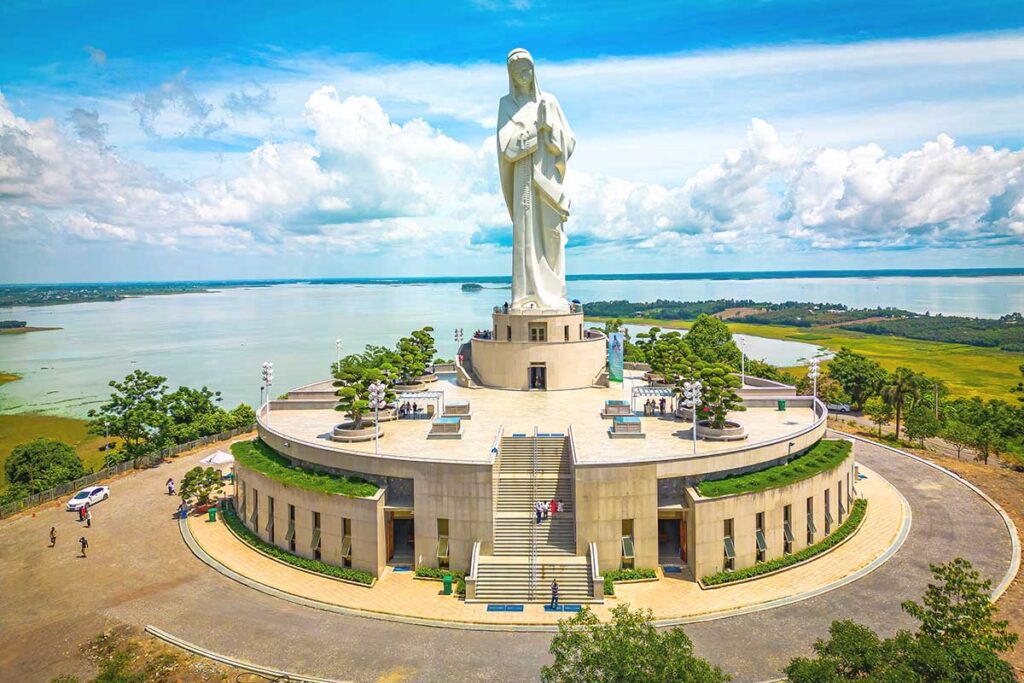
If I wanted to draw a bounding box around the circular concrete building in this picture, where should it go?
[237,347,849,603]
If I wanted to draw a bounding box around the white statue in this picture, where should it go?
[497,48,575,313]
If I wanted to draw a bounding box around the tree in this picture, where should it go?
[674,361,745,430]
[684,314,742,367]
[904,404,941,447]
[786,559,1017,683]
[796,374,850,405]
[541,604,730,683]
[863,397,893,437]
[902,558,1017,656]
[88,370,170,458]
[179,466,223,506]
[941,420,974,459]
[826,348,887,410]
[333,353,395,430]
[5,438,86,493]
[1010,363,1024,404]
[881,367,921,439]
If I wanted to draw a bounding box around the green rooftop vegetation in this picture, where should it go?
[696,439,852,498]
[231,439,379,498]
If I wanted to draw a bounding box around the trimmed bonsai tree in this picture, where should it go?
[180,465,223,506]
[395,327,436,384]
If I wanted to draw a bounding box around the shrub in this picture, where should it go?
[414,566,466,596]
[222,506,374,585]
[5,438,86,493]
[702,498,867,586]
[602,567,657,595]
[697,439,852,498]
[231,440,378,498]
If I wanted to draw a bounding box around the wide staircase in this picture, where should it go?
[471,433,598,604]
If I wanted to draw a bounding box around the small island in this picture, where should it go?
[460,282,484,292]
[0,320,62,335]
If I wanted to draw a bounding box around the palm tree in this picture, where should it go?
[881,367,921,439]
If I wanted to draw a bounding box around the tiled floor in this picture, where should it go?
[188,464,904,625]
[267,370,817,465]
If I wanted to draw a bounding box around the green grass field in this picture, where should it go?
[0,414,109,491]
[591,316,1021,402]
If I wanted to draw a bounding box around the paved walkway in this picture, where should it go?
[0,434,1015,683]
[185,463,905,626]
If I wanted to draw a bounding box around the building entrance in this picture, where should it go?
[528,365,547,390]
[658,518,687,564]
[387,512,415,565]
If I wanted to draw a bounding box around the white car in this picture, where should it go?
[66,486,110,511]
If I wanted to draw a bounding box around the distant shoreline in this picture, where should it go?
[0,326,63,335]
[2,267,1022,289]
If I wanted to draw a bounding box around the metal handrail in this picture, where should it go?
[529,426,539,601]
[588,541,602,600]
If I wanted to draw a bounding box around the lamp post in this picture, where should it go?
[808,357,821,399]
[683,380,703,455]
[335,338,342,370]
[261,361,274,425]
[740,337,747,386]
[368,380,387,457]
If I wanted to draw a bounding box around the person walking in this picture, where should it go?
[535,501,542,525]
[557,499,564,514]
[78,536,88,558]
[550,497,558,519]
[49,526,57,547]
[542,501,549,521]
[550,579,559,610]
[660,397,666,415]
[85,507,92,528]
[166,478,175,496]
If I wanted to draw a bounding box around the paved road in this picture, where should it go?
[0,435,1014,683]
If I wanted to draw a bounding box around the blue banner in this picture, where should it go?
[608,332,624,383]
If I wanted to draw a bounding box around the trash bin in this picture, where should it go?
[442,574,453,595]
[207,507,217,523]
[777,400,787,411]
[179,507,188,520]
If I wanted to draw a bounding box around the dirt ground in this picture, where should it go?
[833,424,1024,678]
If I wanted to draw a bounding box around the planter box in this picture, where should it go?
[696,420,747,442]
[331,422,383,443]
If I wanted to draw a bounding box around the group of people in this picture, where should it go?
[643,397,668,416]
[472,329,492,340]
[77,503,92,527]
[398,402,422,419]
[49,526,89,556]
[534,498,564,524]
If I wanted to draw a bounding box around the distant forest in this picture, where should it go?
[584,299,1024,352]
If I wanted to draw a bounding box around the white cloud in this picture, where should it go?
[2,82,1023,265]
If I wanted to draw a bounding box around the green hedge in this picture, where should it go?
[222,506,375,585]
[697,440,852,498]
[414,566,466,596]
[701,498,868,586]
[602,567,657,595]
[232,439,379,498]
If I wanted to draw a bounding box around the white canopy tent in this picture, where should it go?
[199,450,235,468]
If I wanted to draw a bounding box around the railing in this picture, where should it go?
[588,541,602,600]
[0,424,254,518]
[567,425,579,554]
[492,302,584,315]
[465,540,481,601]
[529,426,539,601]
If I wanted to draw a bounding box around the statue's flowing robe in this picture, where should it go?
[497,90,575,312]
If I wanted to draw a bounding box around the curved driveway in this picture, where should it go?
[0,435,1014,683]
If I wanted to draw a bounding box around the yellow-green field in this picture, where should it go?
[589,316,1021,402]
[0,414,110,490]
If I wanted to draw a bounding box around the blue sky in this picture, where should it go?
[1,1,1024,282]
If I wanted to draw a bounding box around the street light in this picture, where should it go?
[808,357,821,399]
[368,380,387,456]
[261,361,274,425]
[740,337,747,386]
[682,380,703,455]
[335,338,342,369]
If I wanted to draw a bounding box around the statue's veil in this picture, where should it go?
[506,48,539,103]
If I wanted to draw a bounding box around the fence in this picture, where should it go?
[0,424,255,519]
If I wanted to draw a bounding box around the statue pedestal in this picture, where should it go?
[469,309,606,390]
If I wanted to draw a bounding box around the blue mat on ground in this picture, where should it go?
[544,604,582,612]
[512,433,527,437]
[391,566,412,572]
[486,604,525,612]
[663,565,682,573]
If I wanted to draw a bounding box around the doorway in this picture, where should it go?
[387,513,415,564]
[529,364,547,390]
[658,517,687,564]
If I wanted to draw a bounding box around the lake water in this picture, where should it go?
[1,275,1021,418]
